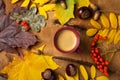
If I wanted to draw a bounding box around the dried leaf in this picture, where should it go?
[0,51,59,80]
[58,75,65,80]
[90,19,101,29]
[21,0,30,7]
[0,5,37,53]
[75,0,90,8]
[100,13,110,28]
[96,76,109,80]
[65,73,74,80]
[86,29,98,37]
[54,0,75,25]
[79,65,88,80]
[0,19,37,53]
[11,0,19,4]
[109,13,117,29]
[90,65,96,79]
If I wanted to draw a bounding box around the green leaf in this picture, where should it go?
[54,0,75,25]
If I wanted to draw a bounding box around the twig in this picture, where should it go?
[53,56,95,67]
[53,56,115,74]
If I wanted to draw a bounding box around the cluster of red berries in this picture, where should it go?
[16,20,30,30]
[90,34,109,76]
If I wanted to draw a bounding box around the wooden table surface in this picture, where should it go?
[1,0,120,80]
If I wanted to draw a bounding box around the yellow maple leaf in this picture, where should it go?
[0,50,59,80]
[75,0,90,8]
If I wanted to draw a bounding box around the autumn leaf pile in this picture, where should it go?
[0,0,37,54]
[0,49,108,80]
[86,13,120,44]
[11,0,90,25]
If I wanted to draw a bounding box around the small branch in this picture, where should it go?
[53,56,95,67]
[53,56,115,74]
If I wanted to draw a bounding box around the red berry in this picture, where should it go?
[94,35,99,41]
[95,34,100,38]
[99,68,104,73]
[23,24,30,30]
[103,66,108,71]
[94,57,98,61]
[93,53,97,57]
[101,62,105,65]
[96,61,100,65]
[99,35,103,39]
[99,58,103,62]
[105,60,109,65]
[95,48,99,53]
[99,65,103,69]
[21,21,27,26]
[91,49,95,53]
[103,36,107,40]
[91,42,95,47]
[97,55,101,59]
[104,72,109,76]
[97,65,100,69]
